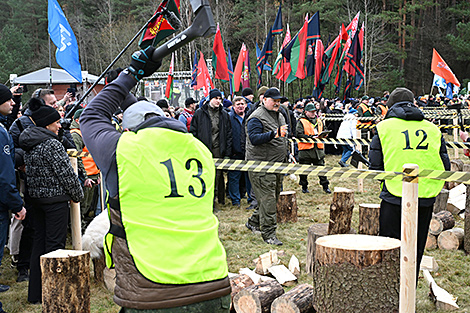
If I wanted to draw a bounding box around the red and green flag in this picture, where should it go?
[165,53,174,99]
[273,23,292,82]
[234,43,247,92]
[196,51,214,97]
[212,24,229,81]
[139,0,180,49]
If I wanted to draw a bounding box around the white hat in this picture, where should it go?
[122,101,164,130]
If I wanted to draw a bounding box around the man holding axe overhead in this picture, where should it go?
[81,1,231,311]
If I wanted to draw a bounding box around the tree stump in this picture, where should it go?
[447,159,464,189]
[233,280,284,313]
[230,274,254,311]
[429,211,455,236]
[306,223,356,277]
[313,234,400,313]
[433,189,449,214]
[438,228,464,250]
[271,283,314,313]
[328,187,354,235]
[277,191,298,223]
[425,233,438,250]
[358,204,380,235]
[92,252,106,285]
[41,249,90,313]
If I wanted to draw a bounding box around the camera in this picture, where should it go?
[67,84,77,97]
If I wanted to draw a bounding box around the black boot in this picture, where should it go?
[323,185,332,194]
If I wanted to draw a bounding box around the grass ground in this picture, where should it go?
[1,143,469,312]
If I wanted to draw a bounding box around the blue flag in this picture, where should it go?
[256,27,274,88]
[256,43,272,71]
[48,0,82,82]
[191,50,198,88]
[272,5,283,35]
[227,48,234,97]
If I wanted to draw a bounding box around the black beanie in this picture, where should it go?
[209,88,222,100]
[156,99,169,109]
[0,84,12,104]
[241,87,253,97]
[31,105,61,127]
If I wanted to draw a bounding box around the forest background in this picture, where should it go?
[0,0,469,100]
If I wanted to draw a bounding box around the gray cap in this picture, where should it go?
[386,87,414,108]
[122,100,164,129]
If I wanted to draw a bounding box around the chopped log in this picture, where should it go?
[433,189,449,214]
[328,187,354,235]
[438,228,464,250]
[423,269,459,310]
[239,268,273,285]
[268,265,297,286]
[254,250,279,275]
[306,223,355,276]
[41,249,90,313]
[288,255,300,277]
[313,234,400,313]
[271,284,314,313]
[447,160,464,189]
[464,167,470,254]
[233,280,284,313]
[429,211,455,236]
[425,233,438,250]
[277,191,298,223]
[92,252,106,285]
[230,274,254,311]
[420,255,439,272]
[358,203,380,235]
[447,183,466,215]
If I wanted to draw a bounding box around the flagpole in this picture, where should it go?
[65,11,164,118]
[430,85,434,96]
[48,37,53,88]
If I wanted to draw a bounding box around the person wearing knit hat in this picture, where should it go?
[369,86,450,283]
[18,91,83,304]
[209,88,223,101]
[0,84,26,298]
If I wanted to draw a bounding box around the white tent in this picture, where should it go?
[10,67,104,85]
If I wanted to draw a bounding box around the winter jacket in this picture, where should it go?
[189,102,232,157]
[369,102,450,206]
[80,72,231,309]
[229,109,246,159]
[337,113,357,139]
[0,115,23,213]
[19,127,83,204]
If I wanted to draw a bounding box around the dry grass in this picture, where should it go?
[1,142,469,312]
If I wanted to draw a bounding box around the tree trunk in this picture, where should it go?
[271,283,314,313]
[429,211,455,236]
[276,191,298,223]
[433,189,449,213]
[425,233,438,250]
[313,234,400,313]
[447,159,464,189]
[358,203,380,235]
[306,223,356,276]
[328,187,354,235]
[233,280,284,313]
[438,228,464,250]
[230,274,254,311]
[92,252,106,285]
[41,249,90,313]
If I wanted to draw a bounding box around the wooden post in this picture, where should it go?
[453,118,459,159]
[400,163,419,313]
[313,234,401,313]
[41,249,90,313]
[358,203,380,235]
[328,187,354,235]
[276,191,298,223]
[69,153,82,250]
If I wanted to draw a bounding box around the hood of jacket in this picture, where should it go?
[19,126,58,152]
[385,101,424,121]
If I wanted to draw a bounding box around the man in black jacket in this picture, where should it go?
[190,88,232,206]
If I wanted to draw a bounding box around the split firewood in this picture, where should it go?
[433,189,449,214]
[425,233,438,250]
[229,274,254,310]
[268,265,297,286]
[239,268,273,285]
[288,255,300,277]
[429,211,455,236]
[447,183,466,215]
[420,255,438,272]
[423,269,459,310]
[253,250,279,275]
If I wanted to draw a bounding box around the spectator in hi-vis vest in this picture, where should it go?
[369,87,450,281]
[80,46,231,312]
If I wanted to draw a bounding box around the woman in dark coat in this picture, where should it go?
[19,102,83,304]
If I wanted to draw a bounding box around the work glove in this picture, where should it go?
[128,46,162,81]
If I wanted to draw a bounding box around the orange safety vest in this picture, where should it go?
[377,104,388,117]
[358,103,373,125]
[70,128,100,176]
[298,118,324,150]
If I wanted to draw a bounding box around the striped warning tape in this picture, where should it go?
[213,158,470,183]
[289,138,470,149]
[67,150,90,157]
